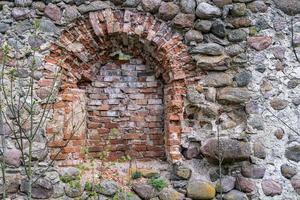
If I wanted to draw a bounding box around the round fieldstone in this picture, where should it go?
[215,176,235,193]
[180,0,196,14]
[228,29,247,42]
[21,178,54,199]
[11,7,31,20]
[60,167,80,181]
[185,30,203,43]
[253,141,266,159]
[211,19,226,38]
[234,70,251,87]
[158,187,184,200]
[291,174,300,195]
[142,0,161,13]
[97,180,118,196]
[187,180,216,199]
[123,0,141,7]
[223,190,248,200]
[285,145,300,162]
[261,179,282,197]
[231,3,246,16]
[45,3,61,21]
[241,162,266,179]
[235,175,256,193]
[0,22,10,34]
[270,98,288,110]
[173,13,195,28]
[32,1,46,11]
[247,36,272,51]
[274,128,284,139]
[132,184,158,199]
[292,97,300,106]
[173,165,192,180]
[196,2,221,19]
[64,182,83,198]
[213,0,232,8]
[3,148,22,167]
[63,6,81,23]
[287,79,299,89]
[281,164,297,179]
[247,1,268,13]
[195,19,212,33]
[158,2,179,20]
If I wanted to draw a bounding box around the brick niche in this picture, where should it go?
[42,9,195,166]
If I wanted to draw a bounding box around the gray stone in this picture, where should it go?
[15,0,32,7]
[225,44,245,56]
[60,167,80,181]
[187,180,216,199]
[270,98,288,110]
[247,1,268,13]
[193,54,231,71]
[173,165,192,180]
[253,141,266,159]
[158,2,179,20]
[261,179,282,197]
[211,19,226,38]
[191,43,224,56]
[180,0,196,14]
[217,87,251,103]
[114,191,142,200]
[185,30,203,43]
[172,180,188,188]
[0,23,10,34]
[183,145,200,159]
[273,0,300,15]
[285,145,300,162]
[223,190,248,200]
[28,35,46,48]
[0,173,21,194]
[241,162,266,179]
[287,79,299,89]
[44,3,61,21]
[281,164,297,179]
[194,19,212,33]
[40,19,59,33]
[123,0,141,7]
[142,0,161,13]
[231,3,246,16]
[292,97,300,106]
[158,187,184,200]
[203,72,233,87]
[64,182,83,198]
[132,184,159,199]
[97,180,118,196]
[186,86,205,104]
[271,46,286,60]
[20,178,53,199]
[196,2,221,19]
[200,138,251,164]
[77,1,110,14]
[234,71,251,87]
[52,182,65,198]
[255,17,270,31]
[173,13,195,28]
[0,122,11,136]
[63,5,81,23]
[24,142,48,161]
[213,0,232,8]
[247,114,264,130]
[215,176,235,193]
[3,148,22,167]
[11,7,31,20]
[235,175,256,193]
[228,29,247,42]
[291,174,300,195]
[32,1,46,11]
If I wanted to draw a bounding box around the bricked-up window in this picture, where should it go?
[43,9,193,165]
[84,59,165,160]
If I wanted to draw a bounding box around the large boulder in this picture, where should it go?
[187,180,216,199]
[200,138,251,164]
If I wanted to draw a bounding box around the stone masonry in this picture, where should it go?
[0,0,299,199]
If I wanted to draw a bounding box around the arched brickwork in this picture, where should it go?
[42,9,194,165]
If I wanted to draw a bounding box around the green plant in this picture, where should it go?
[131,171,142,180]
[84,181,93,191]
[68,180,81,189]
[148,177,168,191]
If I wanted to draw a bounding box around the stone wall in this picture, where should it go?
[0,0,299,199]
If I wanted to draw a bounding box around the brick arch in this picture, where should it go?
[43,9,194,165]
